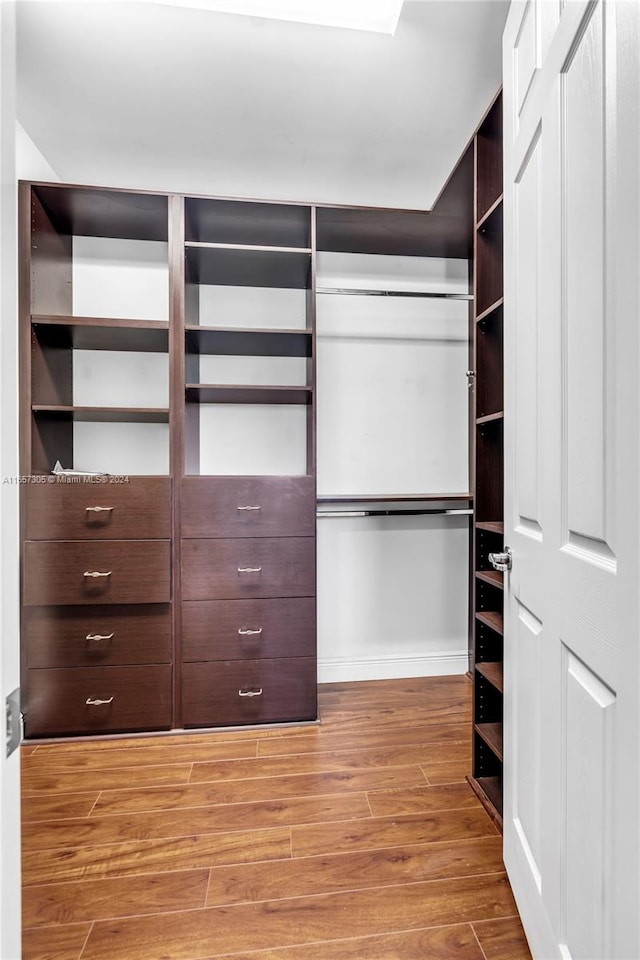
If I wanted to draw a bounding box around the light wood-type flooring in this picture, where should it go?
[21,676,531,960]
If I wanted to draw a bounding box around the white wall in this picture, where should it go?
[16,120,60,183]
[315,253,470,681]
[0,4,21,956]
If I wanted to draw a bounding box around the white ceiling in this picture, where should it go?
[16,0,508,209]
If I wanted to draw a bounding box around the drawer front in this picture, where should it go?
[181,537,315,601]
[23,541,171,606]
[182,657,316,727]
[25,665,172,737]
[25,477,171,540]
[182,598,315,662]
[181,476,315,538]
[25,605,171,668]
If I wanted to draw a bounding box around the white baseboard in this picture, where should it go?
[317,650,469,684]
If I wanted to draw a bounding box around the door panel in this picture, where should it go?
[512,602,543,890]
[562,646,615,960]
[563,3,610,549]
[514,128,542,535]
[503,1,640,957]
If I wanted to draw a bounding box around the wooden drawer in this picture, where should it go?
[25,605,171,668]
[182,598,315,662]
[182,657,316,727]
[181,537,315,601]
[23,540,171,606]
[25,477,171,540]
[181,476,315,538]
[25,665,172,737]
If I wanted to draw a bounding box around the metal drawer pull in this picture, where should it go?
[238,627,263,636]
[85,506,114,513]
[86,632,114,641]
[237,505,261,511]
[237,566,262,573]
[86,697,114,706]
[84,570,112,578]
[238,688,263,697]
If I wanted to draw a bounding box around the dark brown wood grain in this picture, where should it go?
[472,102,505,831]
[25,477,171,540]
[475,94,504,224]
[181,476,315,539]
[476,306,504,419]
[23,540,171,606]
[182,597,315,662]
[181,537,315,601]
[24,665,172,737]
[24,604,171,668]
[182,656,317,727]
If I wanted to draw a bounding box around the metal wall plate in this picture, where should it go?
[6,688,21,758]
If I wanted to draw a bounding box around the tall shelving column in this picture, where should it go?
[178,198,317,728]
[469,92,505,825]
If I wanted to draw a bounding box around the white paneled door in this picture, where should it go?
[503,1,640,958]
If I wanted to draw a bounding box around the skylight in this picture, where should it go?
[147,0,405,35]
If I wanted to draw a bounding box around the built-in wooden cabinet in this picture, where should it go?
[19,183,317,737]
[468,91,505,826]
[19,106,495,740]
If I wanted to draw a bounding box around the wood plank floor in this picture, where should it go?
[21,676,532,960]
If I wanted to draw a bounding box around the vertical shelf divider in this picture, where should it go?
[469,89,505,828]
[169,194,185,729]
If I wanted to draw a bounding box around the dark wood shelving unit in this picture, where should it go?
[475,721,503,761]
[185,384,312,405]
[185,244,311,289]
[476,194,504,232]
[317,493,472,503]
[469,90,505,826]
[475,610,504,635]
[476,520,504,534]
[19,126,479,742]
[469,776,503,828]
[475,297,504,324]
[185,326,311,358]
[475,661,503,693]
[32,405,170,423]
[476,411,504,425]
[27,182,169,241]
[476,569,504,590]
[31,316,169,353]
[185,196,312,249]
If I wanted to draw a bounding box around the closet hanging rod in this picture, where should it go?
[316,288,473,300]
[317,508,473,518]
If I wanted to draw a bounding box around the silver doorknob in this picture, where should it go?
[489,545,512,572]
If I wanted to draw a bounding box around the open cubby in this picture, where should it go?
[185,197,311,249]
[475,418,504,523]
[185,245,311,289]
[475,95,503,224]
[25,186,171,476]
[474,671,503,725]
[475,624,504,674]
[475,207,503,317]
[476,660,503,693]
[475,305,504,419]
[185,326,311,358]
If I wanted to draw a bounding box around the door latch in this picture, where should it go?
[489,545,512,572]
[6,688,21,758]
